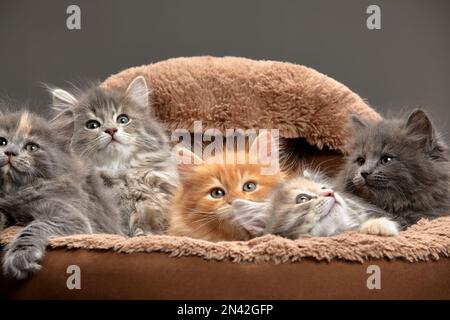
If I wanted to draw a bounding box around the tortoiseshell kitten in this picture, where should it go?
[337,110,450,227]
[0,111,122,279]
[51,76,178,236]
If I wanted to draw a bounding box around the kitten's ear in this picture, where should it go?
[125,76,149,108]
[52,89,78,111]
[50,109,75,149]
[174,147,203,182]
[350,113,368,131]
[405,109,434,142]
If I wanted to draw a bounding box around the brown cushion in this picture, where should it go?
[1,250,449,299]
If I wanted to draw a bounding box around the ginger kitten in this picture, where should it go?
[169,133,285,242]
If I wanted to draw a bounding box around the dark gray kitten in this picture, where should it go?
[0,111,123,279]
[50,76,178,236]
[337,109,450,227]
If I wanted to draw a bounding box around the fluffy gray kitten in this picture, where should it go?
[231,170,400,239]
[0,111,123,279]
[51,76,178,236]
[337,109,450,227]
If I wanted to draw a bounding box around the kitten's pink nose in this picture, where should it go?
[322,189,335,198]
[4,151,17,158]
[105,128,118,137]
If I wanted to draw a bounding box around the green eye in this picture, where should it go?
[243,181,257,192]
[380,155,395,165]
[296,193,312,204]
[86,120,101,130]
[210,188,225,199]
[25,143,39,152]
[0,137,7,146]
[117,114,130,124]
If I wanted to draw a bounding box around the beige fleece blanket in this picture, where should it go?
[102,56,381,152]
[1,217,449,263]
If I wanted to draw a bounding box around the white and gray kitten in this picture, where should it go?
[232,170,400,239]
[50,76,178,236]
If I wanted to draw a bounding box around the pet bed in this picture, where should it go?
[1,56,449,299]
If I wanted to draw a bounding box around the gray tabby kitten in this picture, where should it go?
[0,111,123,279]
[337,109,450,227]
[51,76,177,236]
[232,170,399,239]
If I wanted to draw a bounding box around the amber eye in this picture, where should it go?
[86,120,101,129]
[210,188,225,199]
[380,155,394,165]
[242,181,257,192]
[25,143,39,152]
[356,157,365,166]
[296,193,312,204]
[0,137,7,146]
[117,114,129,124]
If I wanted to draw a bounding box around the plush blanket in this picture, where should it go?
[1,217,449,263]
[102,56,381,152]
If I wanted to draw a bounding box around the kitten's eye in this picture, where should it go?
[25,143,39,152]
[356,157,365,166]
[210,188,225,199]
[380,155,395,165]
[86,120,101,130]
[296,193,312,204]
[321,186,327,190]
[242,181,257,192]
[117,114,130,124]
[0,137,7,146]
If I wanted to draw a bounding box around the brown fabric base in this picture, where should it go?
[1,249,449,300]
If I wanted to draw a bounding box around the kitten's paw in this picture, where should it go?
[360,217,399,236]
[2,245,44,280]
[131,228,146,237]
[231,199,268,237]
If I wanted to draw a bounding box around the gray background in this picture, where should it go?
[0,0,449,139]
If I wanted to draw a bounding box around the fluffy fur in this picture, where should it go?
[0,111,123,279]
[169,133,285,242]
[101,56,381,153]
[235,170,399,239]
[51,76,177,236]
[337,109,450,226]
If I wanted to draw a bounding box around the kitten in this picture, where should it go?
[233,170,400,239]
[0,111,123,279]
[51,76,177,236]
[168,133,285,242]
[337,109,450,227]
